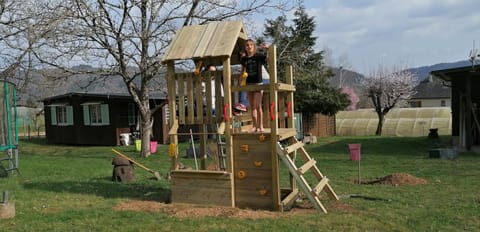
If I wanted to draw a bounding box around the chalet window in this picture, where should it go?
[409,101,421,108]
[127,103,136,125]
[50,105,73,126]
[441,100,446,107]
[82,103,110,126]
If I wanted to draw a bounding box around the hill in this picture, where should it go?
[407,60,471,82]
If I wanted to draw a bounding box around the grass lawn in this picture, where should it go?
[0,136,479,231]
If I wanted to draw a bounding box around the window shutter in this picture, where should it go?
[83,105,90,125]
[51,106,57,125]
[66,106,74,125]
[101,104,110,125]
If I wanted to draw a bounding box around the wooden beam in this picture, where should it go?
[297,159,316,175]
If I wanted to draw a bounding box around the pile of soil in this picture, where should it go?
[361,173,428,186]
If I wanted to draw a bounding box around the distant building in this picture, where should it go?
[408,75,451,107]
[42,92,168,146]
[431,64,480,151]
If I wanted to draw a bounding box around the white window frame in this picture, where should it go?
[50,105,73,126]
[82,103,110,126]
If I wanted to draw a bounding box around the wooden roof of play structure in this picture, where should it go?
[162,21,247,65]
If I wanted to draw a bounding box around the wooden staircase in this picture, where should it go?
[276,136,339,213]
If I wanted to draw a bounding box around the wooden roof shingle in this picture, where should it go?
[162,21,247,65]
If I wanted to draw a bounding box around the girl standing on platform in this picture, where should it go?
[240,39,269,133]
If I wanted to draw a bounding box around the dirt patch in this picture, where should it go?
[113,199,351,218]
[360,173,428,186]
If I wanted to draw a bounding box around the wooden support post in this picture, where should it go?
[285,65,297,194]
[200,124,207,170]
[267,45,281,211]
[167,61,179,171]
[222,58,235,207]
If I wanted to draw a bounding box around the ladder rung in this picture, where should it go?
[297,159,316,175]
[284,141,304,154]
[312,177,329,197]
[278,129,297,141]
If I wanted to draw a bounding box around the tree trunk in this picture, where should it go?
[375,112,385,136]
[139,101,153,157]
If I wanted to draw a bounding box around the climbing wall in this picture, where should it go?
[233,133,274,210]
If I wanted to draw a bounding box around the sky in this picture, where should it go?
[252,0,480,74]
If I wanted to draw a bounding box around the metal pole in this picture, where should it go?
[190,129,198,170]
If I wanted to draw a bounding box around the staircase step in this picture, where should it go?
[297,159,316,175]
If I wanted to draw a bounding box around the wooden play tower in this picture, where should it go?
[162,21,338,213]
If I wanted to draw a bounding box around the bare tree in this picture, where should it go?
[0,0,71,100]
[363,66,417,135]
[31,0,293,157]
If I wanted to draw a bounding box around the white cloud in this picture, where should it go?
[284,0,480,73]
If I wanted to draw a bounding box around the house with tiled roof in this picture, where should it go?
[408,75,451,107]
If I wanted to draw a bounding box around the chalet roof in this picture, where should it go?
[162,21,248,65]
[42,92,166,102]
[430,64,480,81]
[411,76,450,99]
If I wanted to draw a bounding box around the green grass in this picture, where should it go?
[0,136,479,231]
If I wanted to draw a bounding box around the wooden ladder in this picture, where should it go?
[276,136,339,213]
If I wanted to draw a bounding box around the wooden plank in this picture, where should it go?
[277,128,297,141]
[222,58,235,207]
[285,141,304,154]
[168,120,179,135]
[163,27,188,62]
[277,83,295,92]
[217,122,225,134]
[210,22,242,58]
[265,47,281,212]
[166,62,179,170]
[171,175,232,206]
[231,84,269,92]
[192,23,218,58]
[234,170,273,187]
[171,169,230,178]
[297,159,316,175]
[280,188,300,211]
[187,75,194,124]
[177,25,206,60]
[177,73,186,124]
[205,72,213,121]
[203,23,228,57]
[214,72,224,122]
[312,177,329,197]
[195,75,203,124]
[235,188,273,210]
[233,156,273,170]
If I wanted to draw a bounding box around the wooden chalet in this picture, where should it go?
[431,64,480,151]
[162,21,338,213]
[42,92,168,146]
